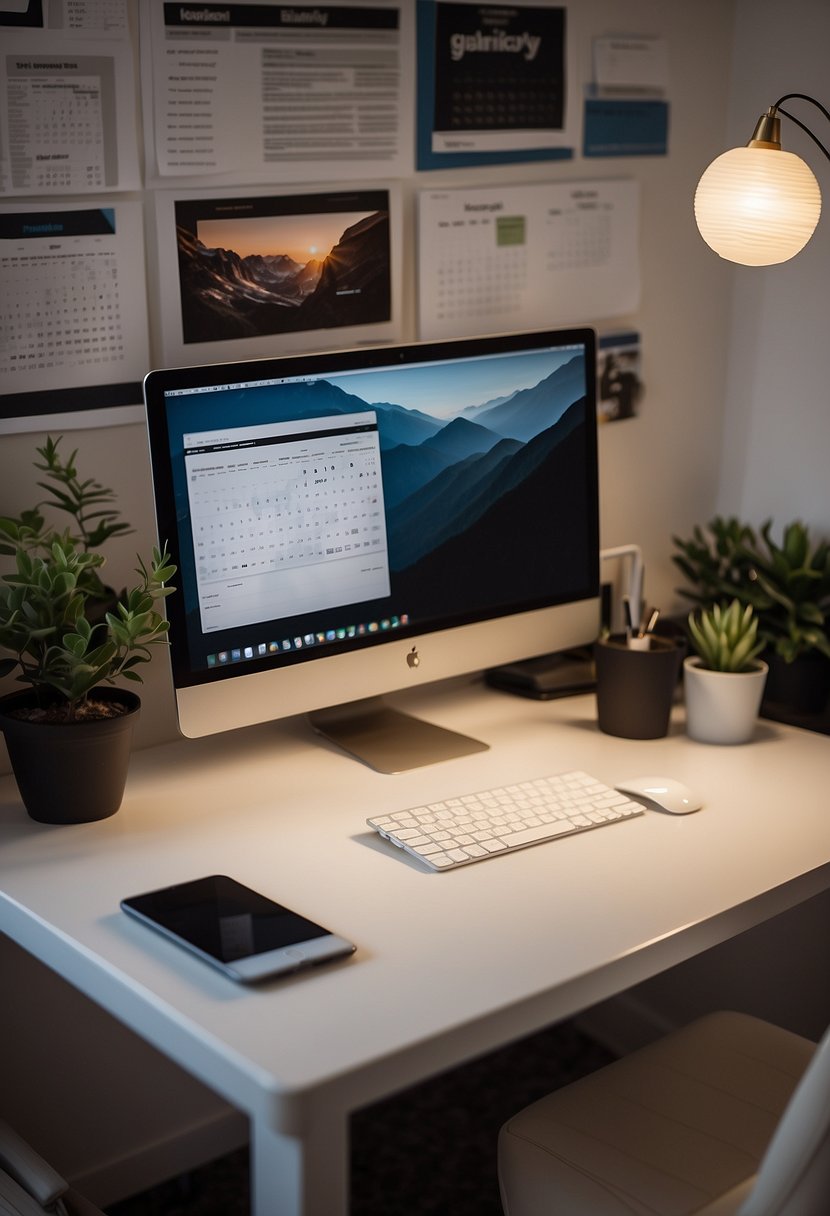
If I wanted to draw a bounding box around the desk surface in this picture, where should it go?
[1,678,829,1136]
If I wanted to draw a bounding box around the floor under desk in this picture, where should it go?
[105,1017,614,1216]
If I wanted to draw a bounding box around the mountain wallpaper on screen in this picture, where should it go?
[176,211,391,343]
[368,355,591,620]
[200,352,593,626]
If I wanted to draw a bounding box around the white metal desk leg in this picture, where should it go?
[251,1111,349,1216]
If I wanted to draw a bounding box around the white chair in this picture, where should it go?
[498,1010,830,1216]
[0,1121,106,1216]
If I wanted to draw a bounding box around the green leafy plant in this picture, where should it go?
[744,520,830,663]
[0,438,176,720]
[674,516,830,663]
[0,435,133,609]
[672,516,759,608]
[0,539,176,718]
[687,599,765,673]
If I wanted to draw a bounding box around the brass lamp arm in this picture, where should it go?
[769,94,830,163]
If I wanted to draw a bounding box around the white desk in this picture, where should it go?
[1,677,829,1216]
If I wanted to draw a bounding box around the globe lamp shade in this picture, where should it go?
[694,145,822,265]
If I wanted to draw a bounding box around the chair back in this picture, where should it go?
[0,1119,105,1216]
[739,1023,830,1216]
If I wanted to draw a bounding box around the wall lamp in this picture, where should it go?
[694,93,830,265]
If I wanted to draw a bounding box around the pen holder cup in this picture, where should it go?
[594,634,682,740]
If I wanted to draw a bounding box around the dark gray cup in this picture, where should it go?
[594,634,682,739]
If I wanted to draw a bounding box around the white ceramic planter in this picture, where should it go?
[683,656,768,745]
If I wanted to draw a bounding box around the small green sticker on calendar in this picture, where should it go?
[496,216,526,246]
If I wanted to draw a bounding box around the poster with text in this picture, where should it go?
[141,2,414,187]
[417,0,575,169]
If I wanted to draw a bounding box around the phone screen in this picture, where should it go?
[121,875,354,981]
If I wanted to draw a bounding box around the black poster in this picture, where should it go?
[433,3,565,134]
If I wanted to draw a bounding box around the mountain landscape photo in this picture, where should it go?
[176,210,391,343]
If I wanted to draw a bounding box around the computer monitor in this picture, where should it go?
[144,327,600,771]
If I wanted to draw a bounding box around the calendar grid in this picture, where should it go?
[191,443,386,583]
[184,413,391,636]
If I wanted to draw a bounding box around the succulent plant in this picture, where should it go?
[687,599,765,673]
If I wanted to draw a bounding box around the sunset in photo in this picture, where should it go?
[175,190,392,344]
[196,211,372,263]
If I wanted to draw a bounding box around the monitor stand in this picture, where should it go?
[309,697,489,774]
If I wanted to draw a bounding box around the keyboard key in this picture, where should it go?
[447,848,470,863]
[502,821,575,847]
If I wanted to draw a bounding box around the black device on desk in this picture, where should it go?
[121,875,356,983]
[486,647,596,700]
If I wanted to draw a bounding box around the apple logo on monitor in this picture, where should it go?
[407,646,420,669]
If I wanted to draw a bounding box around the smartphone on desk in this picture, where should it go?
[121,875,356,984]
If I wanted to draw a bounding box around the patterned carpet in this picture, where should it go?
[105,1019,614,1216]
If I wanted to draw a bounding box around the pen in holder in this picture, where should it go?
[594,633,682,739]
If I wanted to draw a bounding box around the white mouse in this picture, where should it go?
[615,776,703,815]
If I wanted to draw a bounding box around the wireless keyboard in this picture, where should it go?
[367,771,645,871]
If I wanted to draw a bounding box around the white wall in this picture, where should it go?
[580,0,830,1055]
[718,0,830,533]
[0,0,738,763]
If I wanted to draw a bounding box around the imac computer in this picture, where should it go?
[144,327,600,772]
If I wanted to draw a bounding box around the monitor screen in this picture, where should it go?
[144,327,600,769]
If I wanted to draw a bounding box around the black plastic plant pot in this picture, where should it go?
[763,652,830,716]
[0,688,140,824]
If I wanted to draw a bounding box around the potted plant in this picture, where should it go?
[673,516,830,715]
[0,438,175,824]
[742,520,830,714]
[684,599,768,744]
